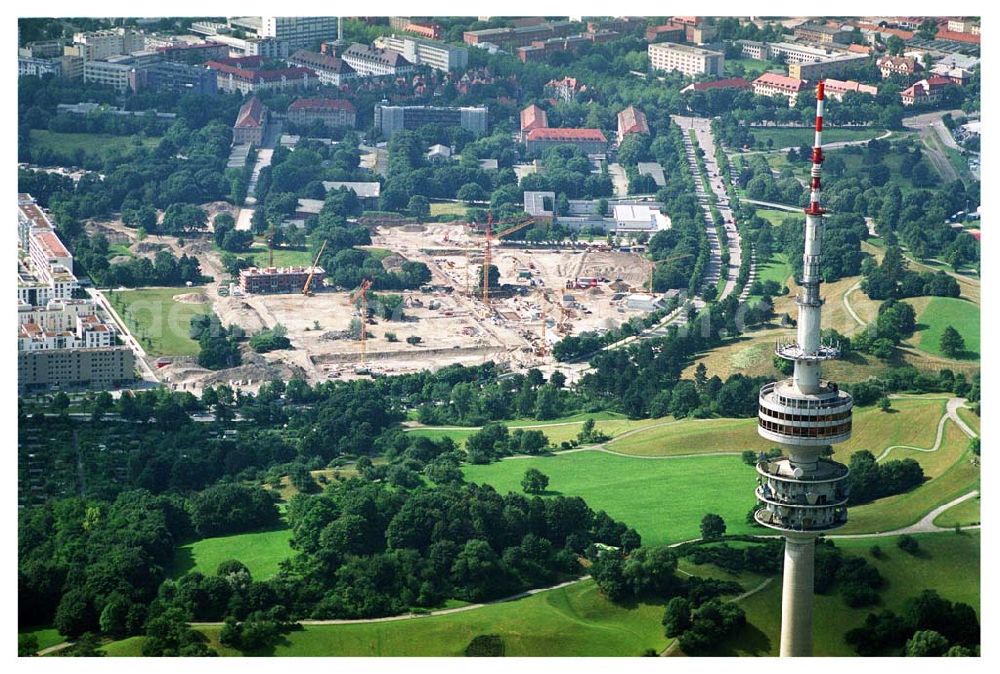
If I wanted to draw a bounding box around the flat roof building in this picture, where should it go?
[239,266,325,295]
[648,42,724,77]
[375,104,488,138]
[260,16,341,50]
[373,34,469,72]
[287,97,356,130]
[789,53,871,81]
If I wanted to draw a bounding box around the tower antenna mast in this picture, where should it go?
[754,80,853,657]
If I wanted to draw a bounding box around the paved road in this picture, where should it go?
[607,162,629,197]
[904,109,965,183]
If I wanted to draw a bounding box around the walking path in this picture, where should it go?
[842,279,866,327]
[831,491,980,539]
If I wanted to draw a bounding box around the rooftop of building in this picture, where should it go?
[617,106,649,134]
[33,230,71,258]
[234,96,267,129]
[240,265,324,276]
[824,79,878,95]
[649,41,723,55]
[322,181,381,198]
[520,104,548,131]
[288,49,356,74]
[343,43,414,67]
[288,97,356,113]
[754,72,806,90]
[525,127,607,142]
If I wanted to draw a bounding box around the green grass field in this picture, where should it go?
[727,531,980,656]
[108,286,211,357]
[29,129,160,162]
[753,209,798,227]
[101,578,671,657]
[933,494,980,527]
[430,201,470,217]
[244,239,317,268]
[956,406,979,435]
[723,57,780,78]
[908,296,980,360]
[464,451,757,546]
[755,252,792,286]
[107,242,134,260]
[751,127,886,150]
[170,526,293,581]
[19,626,64,652]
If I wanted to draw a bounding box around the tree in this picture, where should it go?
[897,534,920,555]
[906,629,950,657]
[662,596,692,637]
[521,468,550,495]
[700,513,726,539]
[939,326,965,359]
[878,396,892,412]
[408,195,430,222]
[18,633,39,657]
[91,390,114,422]
[52,391,70,415]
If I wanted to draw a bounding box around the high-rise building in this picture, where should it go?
[374,104,488,138]
[754,81,853,657]
[260,16,340,50]
[373,34,469,72]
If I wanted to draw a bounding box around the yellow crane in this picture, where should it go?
[482,213,535,306]
[301,240,327,296]
[350,279,373,370]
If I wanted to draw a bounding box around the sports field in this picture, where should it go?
[170,526,293,581]
[907,296,980,360]
[108,286,211,357]
[726,530,980,656]
[465,451,758,545]
[29,130,160,162]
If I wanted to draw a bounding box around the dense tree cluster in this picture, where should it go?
[190,483,280,538]
[845,590,980,656]
[845,451,925,506]
[862,246,961,300]
[464,423,550,464]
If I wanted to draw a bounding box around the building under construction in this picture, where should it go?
[239,266,325,295]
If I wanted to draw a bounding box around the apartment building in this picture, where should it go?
[233,96,269,145]
[375,104,488,138]
[138,61,218,95]
[18,56,61,78]
[741,40,830,65]
[545,76,584,103]
[19,347,135,392]
[287,98,356,130]
[788,53,870,81]
[286,50,357,87]
[822,78,878,101]
[374,34,469,72]
[876,55,922,78]
[73,28,145,60]
[645,23,686,43]
[83,59,135,92]
[260,16,341,50]
[752,72,806,105]
[158,41,229,65]
[794,23,853,44]
[648,42,724,76]
[524,128,608,156]
[900,76,953,106]
[341,43,415,77]
[463,21,577,50]
[520,104,549,141]
[207,57,318,94]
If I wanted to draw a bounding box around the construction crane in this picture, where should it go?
[648,251,693,291]
[495,214,534,240]
[301,239,327,296]
[350,279,373,371]
[482,213,494,307]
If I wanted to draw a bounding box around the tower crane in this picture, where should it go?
[301,240,328,296]
[350,279,373,371]
[481,213,535,307]
[648,251,693,291]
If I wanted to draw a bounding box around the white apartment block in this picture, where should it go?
[19,56,61,77]
[83,60,134,92]
[73,28,144,61]
[648,42,724,77]
[18,299,117,350]
[373,34,469,72]
[261,16,340,50]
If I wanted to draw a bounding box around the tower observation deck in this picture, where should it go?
[754,80,853,657]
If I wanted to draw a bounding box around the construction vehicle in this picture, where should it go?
[350,278,373,372]
[301,240,328,296]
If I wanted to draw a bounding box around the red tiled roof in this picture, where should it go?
[847,44,872,54]
[754,72,805,92]
[208,61,314,84]
[526,128,607,142]
[288,98,355,113]
[824,79,878,96]
[235,96,266,128]
[36,230,70,258]
[688,77,752,91]
[857,23,914,40]
[935,29,979,44]
[520,104,548,132]
[617,106,649,136]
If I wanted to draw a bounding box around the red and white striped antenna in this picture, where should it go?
[806,80,826,216]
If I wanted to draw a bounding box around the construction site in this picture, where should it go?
[166,218,660,388]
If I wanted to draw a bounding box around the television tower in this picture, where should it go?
[754,80,853,657]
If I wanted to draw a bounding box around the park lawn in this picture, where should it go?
[839,424,979,535]
[754,209,798,227]
[246,242,316,268]
[464,451,758,546]
[406,413,664,449]
[98,636,146,656]
[207,578,670,656]
[723,57,780,78]
[170,526,293,581]
[955,406,979,435]
[429,201,469,217]
[29,129,160,162]
[725,531,980,656]
[107,242,134,260]
[905,296,980,360]
[933,494,980,527]
[109,286,211,357]
[19,626,64,652]
[607,416,769,456]
[751,127,886,150]
[755,252,792,286]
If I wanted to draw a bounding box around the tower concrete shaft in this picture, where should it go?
[755,80,853,657]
